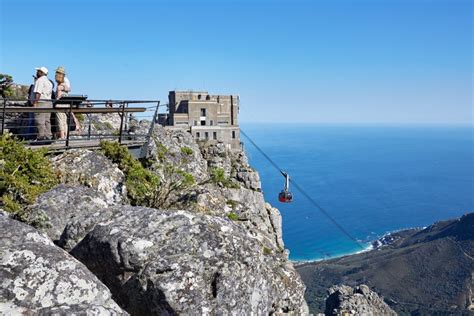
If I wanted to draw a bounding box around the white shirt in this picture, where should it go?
[33,75,53,100]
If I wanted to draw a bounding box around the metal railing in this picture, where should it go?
[1,98,161,155]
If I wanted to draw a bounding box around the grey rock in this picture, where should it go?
[173,184,285,250]
[144,125,208,183]
[68,206,307,315]
[51,149,126,204]
[26,184,110,244]
[200,143,262,192]
[325,285,397,316]
[0,214,127,315]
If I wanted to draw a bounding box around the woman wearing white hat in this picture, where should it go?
[54,66,71,139]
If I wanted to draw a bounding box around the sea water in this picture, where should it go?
[241,123,474,261]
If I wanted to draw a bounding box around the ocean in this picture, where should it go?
[241,123,474,261]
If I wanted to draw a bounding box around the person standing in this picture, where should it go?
[32,66,53,140]
[54,66,71,139]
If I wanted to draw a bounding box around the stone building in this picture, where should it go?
[160,91,241,150]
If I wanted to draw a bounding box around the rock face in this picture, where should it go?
[66,206,307,315]
[137,123,209,183]
[26,184,110,243]
[51,150,126,204]
[325,285,396,316]
[1,118,309,315]
[0,214,126,315]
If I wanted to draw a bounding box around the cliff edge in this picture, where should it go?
[1,122,308,315]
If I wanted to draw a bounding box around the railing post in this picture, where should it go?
[139,101,160,159]
[118,102,125,144]
[1,99,6,135]
[65,102,72,147]
[87,114,91,140]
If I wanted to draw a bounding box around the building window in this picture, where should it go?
[205,132,209,140]
[213,132,217,140]
[206,95,211,100]
[194,120,197,126]
[232,131,236,139]
[196,132,200,139]
[201,120,206,126]
[200,108,206,116]
[198,94,202,100]
[210,120,213,126]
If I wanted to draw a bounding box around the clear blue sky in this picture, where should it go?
[1,0,472,124]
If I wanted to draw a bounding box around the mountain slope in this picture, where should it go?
[297,213,474,315]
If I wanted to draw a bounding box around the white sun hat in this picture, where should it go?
[35,66,49,75]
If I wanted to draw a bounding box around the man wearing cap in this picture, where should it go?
[32,66,53,140]
[54,66,71,139]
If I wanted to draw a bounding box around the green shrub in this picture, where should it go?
[75,113,85,123]
[100,141,160,206]
[263,247,272,255]
[210,167,240,189]
[0,134,58,219]
[210,168,226,184]
[180,146,193,156]
[176,170,195,187]
[227,212,239,221]
[104,122,114,130]
[155,141,168,160]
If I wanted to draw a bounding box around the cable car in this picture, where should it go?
[278,172,293,203]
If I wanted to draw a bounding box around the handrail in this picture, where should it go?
[2,98,160,103]
[1,98,162,156]
[1,107,147,114]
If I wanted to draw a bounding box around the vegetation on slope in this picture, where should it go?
[0,134,58,219]
[100,140,160,206]
[100,140,196,208]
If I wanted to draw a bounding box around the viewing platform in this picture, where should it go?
[1,98,162,157]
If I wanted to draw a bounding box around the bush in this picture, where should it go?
[75,113,85,123]
[0,134,58,219]
[227,212,239,221]
[210,168,226,183]
[180,146,194,156]
[100,141,160,206]
[210,167,240,189]
[263,247,272,255]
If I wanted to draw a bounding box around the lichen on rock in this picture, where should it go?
[67,206,307,315]
[51,149,127,204]
[0,213,127,315]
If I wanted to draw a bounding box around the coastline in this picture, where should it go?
[291,225,425,266]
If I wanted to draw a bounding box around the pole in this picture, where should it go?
[1,99,6,134]
[118,102,125,144]
[66,102,72,147]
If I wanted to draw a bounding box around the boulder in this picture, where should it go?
[26,184,110,243]
[0,214,126,315]
[146,125,209,183]
[200,143,262,191]
[325,285,396,316]
[51,149,126,204]
[68,206,307,315]
[173,184,285,250]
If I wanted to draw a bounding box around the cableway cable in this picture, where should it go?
[240,129,365,250]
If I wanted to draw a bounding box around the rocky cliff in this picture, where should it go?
[1,122,308,315]
[297,213,474,315]
[325,284,396,316]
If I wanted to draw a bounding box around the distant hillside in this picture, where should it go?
[297,213,474,315]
